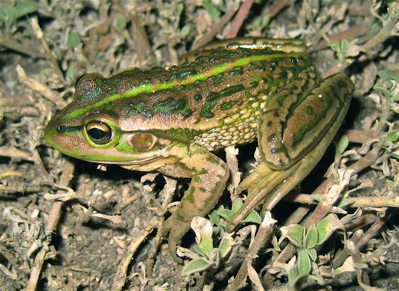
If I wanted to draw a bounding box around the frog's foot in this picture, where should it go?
[162,213,191,264]
[226,163,300,232]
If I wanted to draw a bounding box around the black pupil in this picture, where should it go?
[88,127,107,140]
[56,125,67,133]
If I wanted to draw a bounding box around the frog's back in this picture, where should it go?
[68,48,318,151]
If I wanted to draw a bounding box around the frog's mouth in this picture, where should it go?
[66,143,188,172]
[90,154,184,172]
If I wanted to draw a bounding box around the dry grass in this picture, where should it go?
[1,0,399,290]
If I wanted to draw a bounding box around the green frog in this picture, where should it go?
[44,38,354,262]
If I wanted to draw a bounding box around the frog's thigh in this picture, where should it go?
[258,73,353,170]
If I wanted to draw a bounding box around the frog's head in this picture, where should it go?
[44,73,189,171]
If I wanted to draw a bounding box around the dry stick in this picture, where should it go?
[0,146,35,162]
[261,0,289,16]
[344,213,380,233]
[285,193,399,208]
[334,209,397,290]
[0,35,42,58]
[345,129,379,144]
[328,24,368,43]
[194,3,239,49]
[354,210,394,252]
[112,222,157,291]
[26,159,75,291]
[315,144,380,195]
[30,18,65,83]
[229,213,276,291]
[130,11,157,66]
[226,0,255,39]
[332,208,396,270]
[361,3,399,54]
[16,65,62,107]
[324,2,399,78]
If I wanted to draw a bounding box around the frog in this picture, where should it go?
[44,37,354,263]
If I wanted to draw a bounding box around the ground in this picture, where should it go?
[1,1,399,290]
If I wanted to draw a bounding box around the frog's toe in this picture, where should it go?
[167,234,183,264]
[163,216,191,264]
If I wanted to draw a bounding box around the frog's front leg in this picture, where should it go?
[159,144,229,263]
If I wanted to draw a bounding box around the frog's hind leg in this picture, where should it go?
[227,73,354,231]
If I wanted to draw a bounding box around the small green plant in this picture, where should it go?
[181,199,261,275]
[374,70,399,104]
[0,1,38,29]
[283,219,337,288]
[181,216,234,275]
[210,199,262,228]
[373,69,399,187]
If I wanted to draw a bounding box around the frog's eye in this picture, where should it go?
[85,121,113,145]
[131,133,157,151]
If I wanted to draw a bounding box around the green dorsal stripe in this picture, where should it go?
[62,53,302,120]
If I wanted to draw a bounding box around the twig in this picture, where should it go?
[112,222,157,291]
[26,159,75,291]
[226,0,255,38]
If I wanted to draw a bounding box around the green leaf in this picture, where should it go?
[288,266,309,288]
[199,235,213,255]
[191,217,214,256]
[335,197,355,208]
[242,210,261,224]
[340,38,349,52]
[386,130,399,142]
[298,249,312,275]
[307,248,317,262]
[116,13,127,31]
[209,208,221,224]
[392,72,399,84]
[181,25,190,38]
[231,199,243,213]
[377,69,395,84]
[67,31,81,48]
[310,193,322,202]
[328,39,350,61]
[316,219,329,244]
[312,194,354,208]
[202,0,221,22]
[288,266,300,286]
[305,224,318,249]
[373,83,391,98]
[218,236,233,258]
[328,40,340,51]
[181,258,211,276]
[66,66,76,82]
[193,244,208,258]
[0,4,15,27]
[14,1,38,19]
[217,209,234,221]
[337,134,349,154]
[287,225,304,247]
[39,68,51,85]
